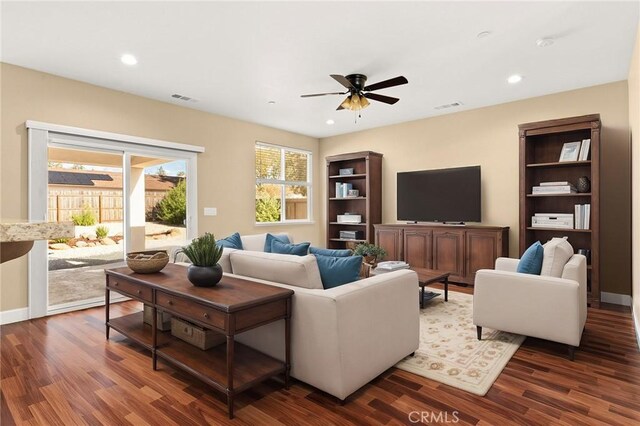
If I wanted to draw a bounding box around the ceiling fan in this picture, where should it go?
[301,74,408,111]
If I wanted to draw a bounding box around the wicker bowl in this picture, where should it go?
[126,250,169,274]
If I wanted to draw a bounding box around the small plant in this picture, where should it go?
[51,237,70,244]
[353,242,387,259]
[176,233,223,267]
[95,226,109,239]
[71,205,97,226]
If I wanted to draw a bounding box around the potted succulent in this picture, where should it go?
[353,242,387,266]
[176,233,224,287]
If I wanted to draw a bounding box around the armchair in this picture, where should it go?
[473,255,587,360]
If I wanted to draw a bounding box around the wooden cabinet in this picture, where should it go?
[326,151,382,249]
[432,230,464,279]
[403,229,432,269]
[374,224,509,285]
[375,226,403,260]
[518,114,600,304]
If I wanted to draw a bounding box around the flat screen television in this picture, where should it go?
[397,165,481,223]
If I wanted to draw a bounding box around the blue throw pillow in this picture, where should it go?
[517,241,544,275]
[271,239,310,256]
[216,232,243,249]
[309,246,353,257]
[314,254,363,289]
[264,233,290,252]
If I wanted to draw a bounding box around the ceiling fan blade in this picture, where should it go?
[330,74,355,90]
[364,92,399,105]
[300,92,346,98]
[363,76,408,92]
[336,103,345,111]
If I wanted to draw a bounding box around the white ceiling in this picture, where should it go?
[2,2,638,138]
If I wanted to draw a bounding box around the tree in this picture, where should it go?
[155,180,186,225]
[157,166,167,176]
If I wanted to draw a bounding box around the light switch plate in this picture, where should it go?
[204,207,217,216]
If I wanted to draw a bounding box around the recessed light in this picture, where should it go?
[477,31,492,39]
[120,54,137,66]
[536,38,554,47]
[507,74,523,84]
[267,100,276,105]
[326,119,335,125]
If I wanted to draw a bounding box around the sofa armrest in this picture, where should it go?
[495,257,519,272]
[474,269,585,346]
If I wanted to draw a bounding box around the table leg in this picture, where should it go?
[152,306,158,371]
[420,285,425,309]
[105,288,110,340]
[285,299,291,389]
[444,276,449,302]
[227,335,235,419]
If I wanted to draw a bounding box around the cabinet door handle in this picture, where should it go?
[167,300,173,306]
[137,290,142,295]
[203,313,209,319]
[113,282,119,286]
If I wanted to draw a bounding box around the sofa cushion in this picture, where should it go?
[271,239,310,256]
[314,254,363,289]
[264,233,291,252]
[217,232,243,250]
[229,251,323,289]
[240,232,291,252]
[517,241,544,275]
[541,237,574,278]
[309,246,352,257]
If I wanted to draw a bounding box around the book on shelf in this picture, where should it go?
[539,181,571,186]
[574,204,591,229]
[532,185,577,194]
[336,182,342,198]
[578,139,591,161]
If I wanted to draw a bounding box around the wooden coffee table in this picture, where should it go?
[410,268,450,308]
[105,263,293,419]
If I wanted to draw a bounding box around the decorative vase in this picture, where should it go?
[577,176,591,193]
[187,264,223,287]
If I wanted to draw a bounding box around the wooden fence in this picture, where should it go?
[48,192,167,223]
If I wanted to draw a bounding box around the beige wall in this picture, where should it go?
[320,81,632,296]
[629,24,640,328]
[0,63,321,311]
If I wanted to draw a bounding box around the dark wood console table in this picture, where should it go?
[105,263,293,419]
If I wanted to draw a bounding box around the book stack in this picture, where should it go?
[574,204,591,229]
[335,182,353,198]
[532,181,577,195]
[375,261,410,272]
[531,213,574,229]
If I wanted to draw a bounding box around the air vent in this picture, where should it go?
[434,101,463,110]
[171,94,197,102]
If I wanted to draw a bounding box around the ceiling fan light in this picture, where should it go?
[351,94,361,110]
[360,96,370,109]
[340,96,352,109]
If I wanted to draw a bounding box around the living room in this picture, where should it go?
[1,1,640,425]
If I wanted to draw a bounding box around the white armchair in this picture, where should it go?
[473,255,587,360]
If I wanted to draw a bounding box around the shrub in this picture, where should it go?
[95,226,109,239]
[255,196,281,223]
[71,206,97,226]
[51,237,70,244]
[156,180,186,225]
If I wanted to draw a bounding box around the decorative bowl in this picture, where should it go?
[126,250,169,274]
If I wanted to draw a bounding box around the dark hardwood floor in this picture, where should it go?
[2,286,639,425]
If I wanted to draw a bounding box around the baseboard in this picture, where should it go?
[601,291,632,306]
[0,307,29,325]
[633,301,640,350]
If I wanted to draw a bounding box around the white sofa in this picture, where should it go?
[170,232,420,400]
[473,255,587,359]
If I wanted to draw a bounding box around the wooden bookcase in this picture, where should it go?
[326,151,382,249]
[518,114,601,304]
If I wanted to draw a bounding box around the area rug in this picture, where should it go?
[395,290,525,396]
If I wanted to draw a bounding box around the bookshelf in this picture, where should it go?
[519,114,601,304]
[326,151,382,249]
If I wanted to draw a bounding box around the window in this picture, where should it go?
[255,142,312,223]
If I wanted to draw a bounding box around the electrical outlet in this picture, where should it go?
[204,207,217,216]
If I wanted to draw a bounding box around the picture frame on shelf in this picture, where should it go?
[558,141,581,162]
